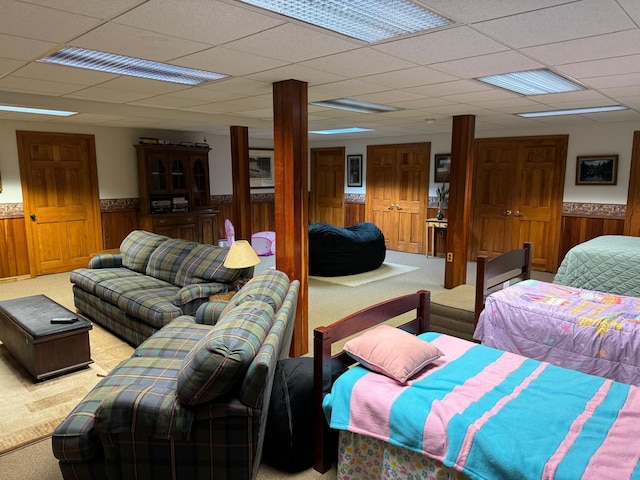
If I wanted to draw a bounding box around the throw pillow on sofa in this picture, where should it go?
[177,300,275,406]
[120,230,169,273]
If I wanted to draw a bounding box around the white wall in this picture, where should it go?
[0,118,637,205]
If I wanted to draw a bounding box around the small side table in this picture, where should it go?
[425,218,447,257]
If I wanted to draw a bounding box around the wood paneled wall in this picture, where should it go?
[0,204,627,280]
[559,215,624,263]
[0,216,29,278]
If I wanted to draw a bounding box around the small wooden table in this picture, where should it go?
[425,218,447,257]
[0,295,93,381]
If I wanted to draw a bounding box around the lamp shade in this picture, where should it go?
[223,240,260,269]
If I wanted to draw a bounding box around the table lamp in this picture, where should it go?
[223,240,260,269]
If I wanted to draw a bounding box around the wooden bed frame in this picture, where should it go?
[312,242,533,472]
[473,241,532,327]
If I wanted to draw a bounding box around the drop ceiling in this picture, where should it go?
[1,0,639,140]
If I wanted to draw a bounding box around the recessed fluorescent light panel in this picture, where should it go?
[39,47,228,85]
[517,105,627,118]
[239,0,451,42]
[476,69,585,95]
[310,127,373,135]
[310,98,403,114]
[0,105,76,116]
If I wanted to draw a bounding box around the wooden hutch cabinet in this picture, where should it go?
[135,144,218,244]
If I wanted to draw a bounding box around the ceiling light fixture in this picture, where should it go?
[310,98,402,114]
[0,105,77,116]
[309,127,374,135]
[39,47,228,85]
[238,0,451,43]
[517,105,628,118]
[476,69,585,95]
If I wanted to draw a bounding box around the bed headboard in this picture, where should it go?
[474,241,532,327]
[313,290,430,473]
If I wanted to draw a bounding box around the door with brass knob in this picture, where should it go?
[471,135,567,272]
[366,143,429,253]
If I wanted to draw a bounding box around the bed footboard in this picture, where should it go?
[313,290,430,473]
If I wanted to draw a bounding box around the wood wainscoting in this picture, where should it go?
[0,202,626,280]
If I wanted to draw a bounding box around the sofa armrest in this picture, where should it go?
[173,283,227,308]
[88,253,123,269]
[94,385,195,441]
[194,301,229,325]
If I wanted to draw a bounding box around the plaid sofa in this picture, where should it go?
[71,230,253,346]
[53,269,300,480]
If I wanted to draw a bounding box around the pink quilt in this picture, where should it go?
[474,279,640,385]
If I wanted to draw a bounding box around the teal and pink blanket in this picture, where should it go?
[475,279,640,385]
[323,333,640,480]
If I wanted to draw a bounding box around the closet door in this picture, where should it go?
[366,143,429,252]
[471,135,567,272]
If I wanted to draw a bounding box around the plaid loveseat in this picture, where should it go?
[53,269,300,480]
[71,230,253,346]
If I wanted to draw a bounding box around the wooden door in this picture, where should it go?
[310,147,345,226]
[471,140,518,258]
[513,138,566,271]
[396,145,429,253]
[471,135,567,272]
[17,131,102,276]
[625,131,640,236]
[366,143,429,252]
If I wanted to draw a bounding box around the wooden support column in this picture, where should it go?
[444,115,475,289]
[273,79,309,356]
[229,126,252,240]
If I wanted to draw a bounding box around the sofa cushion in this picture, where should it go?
[174,243,239,287]
[52,356,183,463]
[146,238,197,284]
[134,318,211,360]
[120,230,169,273]
[177,300,275,406]
[221,270,290,318]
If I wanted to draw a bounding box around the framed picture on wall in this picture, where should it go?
[249,148,274,188]
[347,154,363,187]
[575,155,618,185]
[434,153,451,183]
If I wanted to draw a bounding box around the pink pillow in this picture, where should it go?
[343,325,443,383]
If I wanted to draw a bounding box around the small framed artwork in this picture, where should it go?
[434,153,451,183]
[347,154,363,187]
[249,148,274,188]
[575,155,618,185]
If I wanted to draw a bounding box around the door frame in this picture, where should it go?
[17,131,102,276]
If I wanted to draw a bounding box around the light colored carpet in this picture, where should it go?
[309,262,418,287]
[0,251,526,479]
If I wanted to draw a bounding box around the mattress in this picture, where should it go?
[324,332,640,480]
[553,235,640,297]
[474,279,640,385]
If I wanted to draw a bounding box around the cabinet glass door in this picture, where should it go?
[191,156,208,208]
[170,157,187,192]
[150,155,168,192]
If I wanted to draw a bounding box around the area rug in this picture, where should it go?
[310,262,418,287]
[0,324,133,454]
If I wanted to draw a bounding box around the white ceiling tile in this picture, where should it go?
[430,51,542,78]
[473,0,635,48]
[13,62,117,85]
[176,47,288,77]
[301,48,417,78]
[556,54,640,79]
[373,26,507,65]
[114,0,285,46]
[0,1,101,42]
[0,57,26,76]
[581,72,640,89]
[309,79,390,99]
[65,86,153,103]
[405,79,490,97]
[72,23,210,62]
[24,0,145,19]
[0,34,56,61]
[361,67,459,89]
[521,30,640,65]
[223,24,359,63]
[247,64,347,86]
[423,0,574,23]
[0,75,84,95]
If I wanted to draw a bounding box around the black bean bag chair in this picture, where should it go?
[308,222,386,276]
